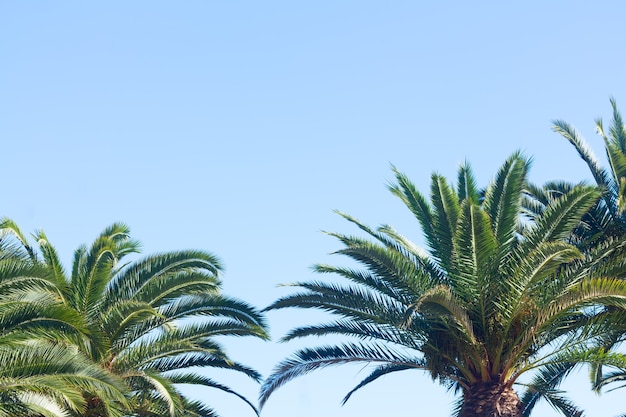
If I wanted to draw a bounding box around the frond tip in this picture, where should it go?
[259,343,425,408]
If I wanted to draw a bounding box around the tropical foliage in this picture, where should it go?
[0,220,129,417]
[524,99,626,409]
[526,98,626,249]
[5,104,626,417]
[0,220,268,417]
[260,152,626,417]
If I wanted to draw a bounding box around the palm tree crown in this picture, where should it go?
[1,221,269,417]
[0,220,129,417]
[260,152,626,417]
[524,99,626,407]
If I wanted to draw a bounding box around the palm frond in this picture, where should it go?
[341,363,420,405]
[267,281,406,326]
[451,200,497,323]
[429,173,460,272]
[259,342,425,408]
[282,319,424,348]
[105,250,222,307]
[33,230,69,298]
[552,119,611,191]
[0,217,37,261]
[457,160,479,203]
[136,370,184,417]
[519,360,581,417]
[523,185,601,249]
[388,167,439,256]
[166,372,259,415]
[483,151,529,255]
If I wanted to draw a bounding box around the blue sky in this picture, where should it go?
[3,2,626,416]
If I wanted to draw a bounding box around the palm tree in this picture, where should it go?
[1,221,269,417]
[260,152,626,417]
[523,99,626,406]
[0,220,129,417]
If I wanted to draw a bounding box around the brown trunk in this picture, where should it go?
[459,381,522,417]
[84,395,108,417]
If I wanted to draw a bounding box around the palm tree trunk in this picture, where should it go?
[84,395,108,417]
[460,381,522,417]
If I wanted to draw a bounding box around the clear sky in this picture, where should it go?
[2,2,626,416]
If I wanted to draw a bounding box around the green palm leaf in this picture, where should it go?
[260,343,427,408]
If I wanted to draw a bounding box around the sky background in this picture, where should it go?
[2,2,626,416]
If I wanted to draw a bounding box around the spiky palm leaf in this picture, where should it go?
[542,99,626,247]
[524,99,626,412]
